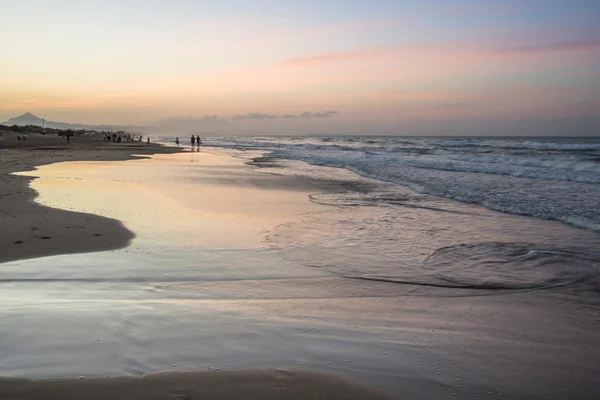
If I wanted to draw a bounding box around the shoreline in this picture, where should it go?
[0,134,181,264]
[3,134,600,399]
[0,137,398,399]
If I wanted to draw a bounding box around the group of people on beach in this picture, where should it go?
[104,132,143,143]
[175,135,202,151]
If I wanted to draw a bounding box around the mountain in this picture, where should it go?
[2,112,236,135]
[5,112,45,127]
[2,113,134,131]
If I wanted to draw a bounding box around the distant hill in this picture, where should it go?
[2,112,232,135]
[5,112,46,127]
[3,113,135,132]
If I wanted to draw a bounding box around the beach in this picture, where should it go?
[0,133,395,399]
[0,133,181,263]
[1,133,600,399]
[0,370,393,400]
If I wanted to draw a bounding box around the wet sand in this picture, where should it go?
[1,141,394,399]
[0,133,179,263]
[0,370,393,400]
[2,140,600,400]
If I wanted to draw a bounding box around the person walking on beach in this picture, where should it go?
[196,135,202,151]
[147,137,150,146]
[191,135,195,150]
[175,137,180,147]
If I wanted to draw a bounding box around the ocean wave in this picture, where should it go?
[204,136,600,232]
[521,140,600,151]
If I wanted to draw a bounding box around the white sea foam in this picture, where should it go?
[178,135,600,232]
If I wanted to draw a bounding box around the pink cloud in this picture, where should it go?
[276,47,393,66]
[495,38,600,55]
[9,29,595,124]
[275,36,600,69]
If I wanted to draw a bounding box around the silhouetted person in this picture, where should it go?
[191,135,195,149]
[147,137,150,146]
[176,137,180,147]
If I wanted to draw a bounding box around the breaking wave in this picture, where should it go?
[200,136,600,232]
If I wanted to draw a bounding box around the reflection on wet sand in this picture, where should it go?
[2,152,600,400]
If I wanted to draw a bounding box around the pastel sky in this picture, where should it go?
[1,0,599,135]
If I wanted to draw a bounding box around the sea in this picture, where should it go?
[197,136,600,233]
[2,135,600,400]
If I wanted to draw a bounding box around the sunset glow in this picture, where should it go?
[2,0,599,134]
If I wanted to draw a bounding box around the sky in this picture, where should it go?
[1,0,599,135]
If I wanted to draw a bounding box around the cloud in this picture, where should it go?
[200,114,220,121]
[231,111,339,119]
[274,35,600,70]
[283,110,338,118]
[233,112,278,120]
[277,48,389,67]
[495,38,600,55]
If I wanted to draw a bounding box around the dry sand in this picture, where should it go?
[0,132,179,263]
